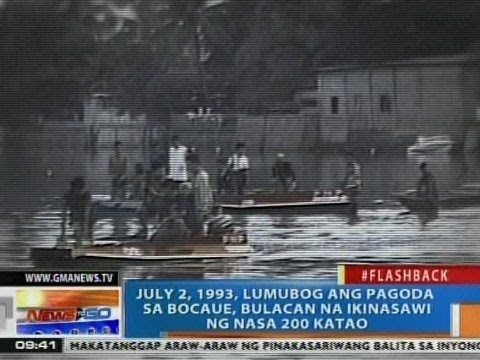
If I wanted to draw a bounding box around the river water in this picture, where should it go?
[1,126,480,359]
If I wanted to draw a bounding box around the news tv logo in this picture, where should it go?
[15,289,120,336]
[25,307,113,322]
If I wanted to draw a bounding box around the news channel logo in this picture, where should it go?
[15,289,120,336]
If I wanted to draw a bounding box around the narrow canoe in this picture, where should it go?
[220,191,351,214]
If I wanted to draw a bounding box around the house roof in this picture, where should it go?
[316,53,480,73]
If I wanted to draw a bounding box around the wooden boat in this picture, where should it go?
[92,191,351,217]
[30,231,253,268]
[220,191,351,214]
[395,186,480,210]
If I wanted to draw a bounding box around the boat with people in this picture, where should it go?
[219,190,351,214]
[30,227,253,268]
[395,183,480,211]
[91,190,352,217]
[406,135,454,154]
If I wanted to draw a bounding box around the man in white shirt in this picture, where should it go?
[227,142,250,195]
[168,135,188,185]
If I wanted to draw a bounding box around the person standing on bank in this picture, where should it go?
[108,141,128,201]
[227,142,250,195]
[189,154,214,236]
[342,154,362,222]
[167,135,188,187]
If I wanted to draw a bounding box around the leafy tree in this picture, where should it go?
[0,0,95,118]
[233,0,344,113]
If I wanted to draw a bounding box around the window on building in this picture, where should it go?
[380,95,392,113]
[330,96,339,114]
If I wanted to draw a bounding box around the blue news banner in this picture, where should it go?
[124,280,480,338]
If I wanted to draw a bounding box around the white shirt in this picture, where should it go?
[168,145,188,181]
[228,154,250,171]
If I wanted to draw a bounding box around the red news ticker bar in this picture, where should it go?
[338,264,480,285]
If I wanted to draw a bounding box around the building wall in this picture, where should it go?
[461,64,480,150]
[395,67,421,135]
[83,97,149,148]
[461,64,480,127]
[419,65,464,142]
[168,113,322,153]
[371,68,396,132]
[318,73,348,144]
[236,114,311,152]
[317,61,474,146]
[345,70,371,134]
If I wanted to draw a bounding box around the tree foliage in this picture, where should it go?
[0,0,480,119]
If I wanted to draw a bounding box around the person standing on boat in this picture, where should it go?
[416,162,439,225]
[342,154,362,222]
[108,140,128,201]
[167,135,189,187]
[63,176,94,245]
[137,170,175,239]
[136,168,155,239]
[272,153,297,192]
[227,142,250,195]
[189,154,214,236]
[149,142,166,176]
[215,147,233,195]
[416,162,438,201]
[131,163,148,200]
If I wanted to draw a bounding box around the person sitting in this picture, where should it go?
[272,153,297,192]
[149,203,190,244]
